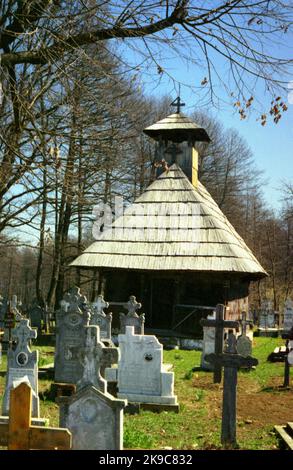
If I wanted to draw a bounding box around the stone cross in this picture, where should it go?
[92,295,109,315]
[14,319,37,355]
[236,312,253,359]
[63,286,87,314]
[206,330,258,447]
[125,296,141,317]
[0,382,71,450]
[77,325,118,393]
[200,304,239,383]
[238,312,253,336]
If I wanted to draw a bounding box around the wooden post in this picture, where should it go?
[0,382,72,450]
[200,304,239,383]
[206,331,258,448]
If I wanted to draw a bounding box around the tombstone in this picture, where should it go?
[28,300,43,332]
[113,326,177,405]
[0,382,71,450]
[236,312,253,359]
[206,330,258,448]
[54,287,90,384]
[120,296,145,335]
[77,325,119,390]
[2,319,39,417]
[0,295,6,328]
[283,327,293,387]
[283,299,293,332]
[90,295,112,341]
[200,304,239,383]
[200,310,216,371]
[259,300,275,328]
[58,324,126,450]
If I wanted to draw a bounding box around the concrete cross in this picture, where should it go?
[0,382,71,450]
[93,295,109,316]
[63,287,87,314]
[206,330,258,448]
[125,296,141,317]
[13,319,37,354]
[200,304,239,383]
[77,326,118,393]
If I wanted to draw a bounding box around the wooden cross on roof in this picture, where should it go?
[170,96,185,114]
[0,382,71,450]
[200,304,239,383]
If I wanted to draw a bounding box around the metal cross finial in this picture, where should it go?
[170,96,185,114]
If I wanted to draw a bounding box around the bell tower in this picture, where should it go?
[143,97,210,187]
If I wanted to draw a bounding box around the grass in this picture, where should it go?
[0,336,291,450]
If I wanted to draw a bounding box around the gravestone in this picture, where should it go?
[120,296,145,335]
[54,287,90,384]
[2,319,39,417]
[77,325,119,390]
[0,295,6,328]
[58,324,126,450]
[259,300,275,328]
[206,330,258,447]
[113,326,177,405]
[200,304,239,383]
[90,295,112,341]
[28,300,43,332]
[236,312,253,359]
[283,299,293,332]
[200,310,216,371]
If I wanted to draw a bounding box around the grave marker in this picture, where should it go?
[0,382,71,450]
[236,312,253,359]
[200,304,239,383]
[206,330,258,447]
[120,295,145,335]
[91,295,112,340]
[2,319,39,417]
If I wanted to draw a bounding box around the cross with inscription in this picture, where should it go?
[125,296,142,317]
[200,304,239,383]
[13,319,37,354]
[77,325,118,392]
[92,295,109,316]
[0,382,71,450]
[206,330,258,448]
[170,96,185,114]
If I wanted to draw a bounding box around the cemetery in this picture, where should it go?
[0,1,292,454]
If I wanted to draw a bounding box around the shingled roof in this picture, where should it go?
[71,165,267,278]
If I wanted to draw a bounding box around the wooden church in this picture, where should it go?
[71,101,267,337]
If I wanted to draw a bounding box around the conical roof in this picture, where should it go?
[71,165,267,278]
[143,113,210,143]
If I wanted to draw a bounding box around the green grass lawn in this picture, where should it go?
[0,336,292,450]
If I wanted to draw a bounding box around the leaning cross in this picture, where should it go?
[200,304,239,383]
[206,330,258,448]
[0,382,71,450]
[77,325,118,393]
[93,295,109,316]
[125,296,142,317]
